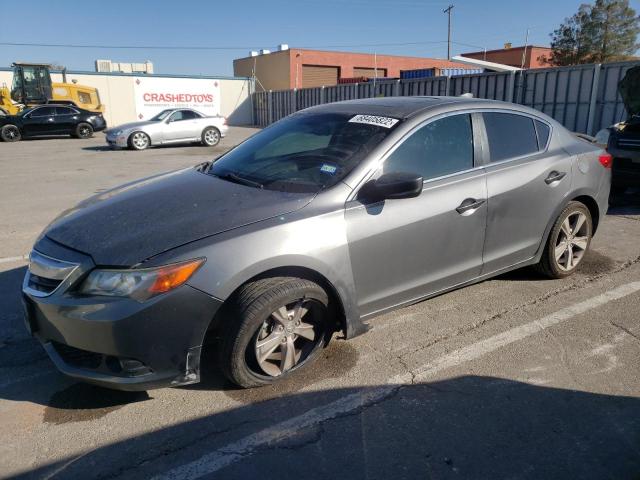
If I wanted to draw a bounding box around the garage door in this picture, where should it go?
[353,67,388,78]
[302,65,339,88]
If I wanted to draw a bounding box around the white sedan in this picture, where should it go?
[105,108,228,150]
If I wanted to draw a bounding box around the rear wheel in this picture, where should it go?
[535,201,592,279]
[128,131,150,150]
[201,127,220,147]
[218,277,331,388]
[75,122,94,139]
[0,124,21,142]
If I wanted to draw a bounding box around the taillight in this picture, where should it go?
[223,117,227,126]
[598,152,613,168]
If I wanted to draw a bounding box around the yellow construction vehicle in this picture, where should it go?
[0,62,104,115]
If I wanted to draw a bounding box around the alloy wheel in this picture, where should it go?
[554,211,589,271]
[204,129,219,146]
[4,126,19,140]
[254,299,323,377]
[78,126,91,138]
[132,132,149,149]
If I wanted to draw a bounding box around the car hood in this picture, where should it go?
[106,120,157,133]
[619,65,640,118]
[41,167,315,266]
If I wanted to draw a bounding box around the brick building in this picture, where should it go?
[234,46,475,91]
[462,45,553,69]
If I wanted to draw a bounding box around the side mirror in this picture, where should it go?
[359,172,423,202]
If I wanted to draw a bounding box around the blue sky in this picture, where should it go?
[1,0,639,76]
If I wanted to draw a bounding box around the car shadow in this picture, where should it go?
[13,376,640,479]
[81,143,221,153]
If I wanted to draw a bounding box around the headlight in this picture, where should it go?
[79,258,205,301]
[114,129,123,136]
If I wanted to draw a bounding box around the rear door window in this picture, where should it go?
[483,112,538,162]
[383,113,474,180]
[55,107,76,116]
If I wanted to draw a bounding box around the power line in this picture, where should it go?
[0,40,453,51]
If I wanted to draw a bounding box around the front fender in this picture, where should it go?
[147,210,366,339]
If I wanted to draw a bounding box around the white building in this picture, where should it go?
[95,59,154,74]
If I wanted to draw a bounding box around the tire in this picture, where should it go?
[535,201,593,279]
[128,131,150,151]
[0,124,21,142]
[218,277,331,388]
[75,122,94,139]
[201,127,221,147]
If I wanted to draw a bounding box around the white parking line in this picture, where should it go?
[154,281,640,480]
[0,254,28,265]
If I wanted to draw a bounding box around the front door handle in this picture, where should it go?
[545,171,566,185]
[456,198,486,215]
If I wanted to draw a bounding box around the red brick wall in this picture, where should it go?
[288,49,473,88]
[462,46,553,69]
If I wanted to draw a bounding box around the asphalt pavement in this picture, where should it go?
[1,131,639,480]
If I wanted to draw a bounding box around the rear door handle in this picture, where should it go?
[545,171,566,185]
[456,198,486,215]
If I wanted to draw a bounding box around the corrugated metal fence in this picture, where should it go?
[253,61,639,135]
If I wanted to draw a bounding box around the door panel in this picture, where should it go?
[23,107,58,136]
[54,107,79,134]
[482,152,572,274]
[162,111,199,142]
[346,170,487,317]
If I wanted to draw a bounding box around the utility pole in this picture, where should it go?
[520,28,530,69]
[443,4,454,60]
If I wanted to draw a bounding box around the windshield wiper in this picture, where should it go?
[214,172,264,189]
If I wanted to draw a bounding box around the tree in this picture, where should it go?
[548,0,640,66]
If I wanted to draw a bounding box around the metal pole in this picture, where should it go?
[521,28,530,69]
[586,64,602,135]
[443,5,454,60]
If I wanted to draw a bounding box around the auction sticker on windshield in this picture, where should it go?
[349,114,399,128]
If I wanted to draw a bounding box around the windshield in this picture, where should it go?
[150,109,174,121]
[208,112,400,193]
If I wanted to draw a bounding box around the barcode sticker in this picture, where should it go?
[349,114,399,128]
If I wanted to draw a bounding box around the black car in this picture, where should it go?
[603,66,640,195]
[0,105,107,142]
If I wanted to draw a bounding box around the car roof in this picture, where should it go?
[301,96,535,120]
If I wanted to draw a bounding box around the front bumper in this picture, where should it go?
[105,132,128,148]
[22,240,222,391]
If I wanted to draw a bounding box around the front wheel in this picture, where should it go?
[128,131,150,150]
[218,277,331,388]
[0,124,21,142]
[535,201,593,278]
[201,127,221,147]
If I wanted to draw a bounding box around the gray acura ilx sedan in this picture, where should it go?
[22,97,611,389]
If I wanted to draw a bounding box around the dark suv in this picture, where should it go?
[604,66,640,195]
[0,104,107,142]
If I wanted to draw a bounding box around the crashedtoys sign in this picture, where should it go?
[133,77,220,119]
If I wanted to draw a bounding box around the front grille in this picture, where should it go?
[52,342,103,369]
[24,250,79,297]
[51,342,152,377]
[27,273,62,294]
